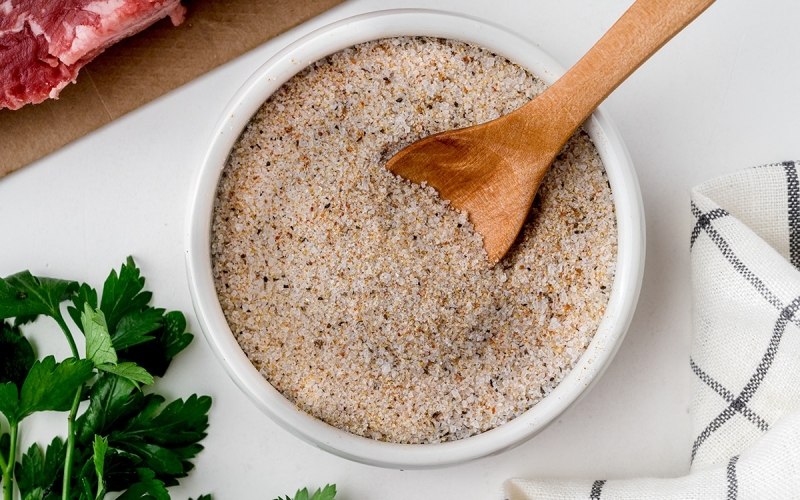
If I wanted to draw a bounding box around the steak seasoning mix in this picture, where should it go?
[211,37,617,444]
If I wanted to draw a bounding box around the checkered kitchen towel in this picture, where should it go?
[504,162,800,499]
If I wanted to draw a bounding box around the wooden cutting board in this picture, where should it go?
[0,0,345,178]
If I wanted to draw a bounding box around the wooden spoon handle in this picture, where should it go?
[525,0,715,142]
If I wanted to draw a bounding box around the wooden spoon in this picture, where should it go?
[386,0,715,262]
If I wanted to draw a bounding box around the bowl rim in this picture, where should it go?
[184,8,645,469]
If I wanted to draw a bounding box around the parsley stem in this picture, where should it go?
[1,422,17,500]
[54,312,81,500]
[54,314,79,358]
[62,387,83,500]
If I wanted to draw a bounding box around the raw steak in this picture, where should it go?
[1,0,185,110]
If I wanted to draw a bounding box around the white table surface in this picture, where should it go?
[1,0,797,498]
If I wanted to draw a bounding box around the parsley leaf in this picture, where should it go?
[81,304,117,367]
[80,303,154,389]
[275,485,337,500]
[69,258,193,379]
[90,435,108,500]
[15,437,65,500]
[96,363,153,388]
[0,320,35,388]
[118,311,193,378]
[114,468,169,500]
[0,383,18,424]
[16,357,94,423]
[312,484,337,500]
[108,394,211,482]
[66,284,98,331]
[112,308,165,351]
[75,373,141,444]
[21,488,45,500]
[1,357,93,426]
[0,272,77,321]
[75,372,210,492]
[99,258,152,335]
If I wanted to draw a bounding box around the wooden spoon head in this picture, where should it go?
[385,122,552,263]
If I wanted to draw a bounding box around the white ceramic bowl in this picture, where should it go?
[185,9,645,469]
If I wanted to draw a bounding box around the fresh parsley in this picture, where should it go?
[0,257,212,500]
[274,484,337,500]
